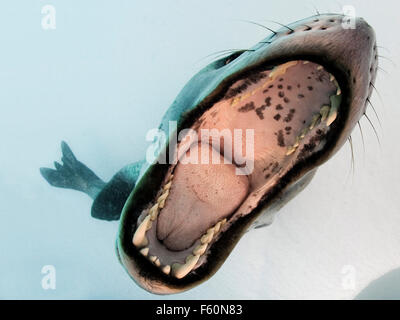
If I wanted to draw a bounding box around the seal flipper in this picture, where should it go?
[40,141,106,199]
[91,160,145,221]
[40,141,145,221]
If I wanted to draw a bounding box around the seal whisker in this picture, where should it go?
[377,66,388,75]
[370,82,384,107]
[366,97,382,128]
[376,45,390,54]
[310,4,321,16]
[236,19,277,35]
[348,135,355,177]
[364,112,381,147]
[378,55,396,67]
[357,121,366,157]
[263,20,294,33]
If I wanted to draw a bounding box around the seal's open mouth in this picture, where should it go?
[118,13,377,294]
[132,60,343,278]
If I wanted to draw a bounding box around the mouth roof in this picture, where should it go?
[132,60,343,279]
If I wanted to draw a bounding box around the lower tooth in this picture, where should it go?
[140,247,149,257]
[161,265,171,275]
[155,258,161,267]
[193,243,208,256]
[132,215,151,248]
[149,255,157,263]
[201,229,214,244]
[163,181,172,190]
[214,221,222,233]
[149,203,159,221]
[158,190,169,202]
[158,199,166,209]
[171,255,200,279]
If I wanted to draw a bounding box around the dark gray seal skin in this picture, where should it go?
[41,13,378,295]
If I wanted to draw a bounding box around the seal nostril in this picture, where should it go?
[320,26,327,30]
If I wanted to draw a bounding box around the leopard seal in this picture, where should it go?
[40,13,378,294]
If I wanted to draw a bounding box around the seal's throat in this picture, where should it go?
[132,60,342,279]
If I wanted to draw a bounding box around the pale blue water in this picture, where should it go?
[1,0,399,299]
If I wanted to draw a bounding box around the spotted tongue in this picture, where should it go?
[156,142,249,251]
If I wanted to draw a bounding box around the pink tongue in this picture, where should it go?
[156,142,249,251]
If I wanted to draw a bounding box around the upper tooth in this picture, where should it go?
[293,136,301,148]
[286,145,296,156]
[326,94,341,126]
[309,114,321,130]
[299,127,308,139]
[132,215,151,248]
[171,254,200,279]
[320,105,330,122]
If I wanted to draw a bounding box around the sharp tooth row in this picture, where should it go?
[285,76,341,156]
[132,175,174,250]
[132,176,229,279]
[169,218,227,279]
